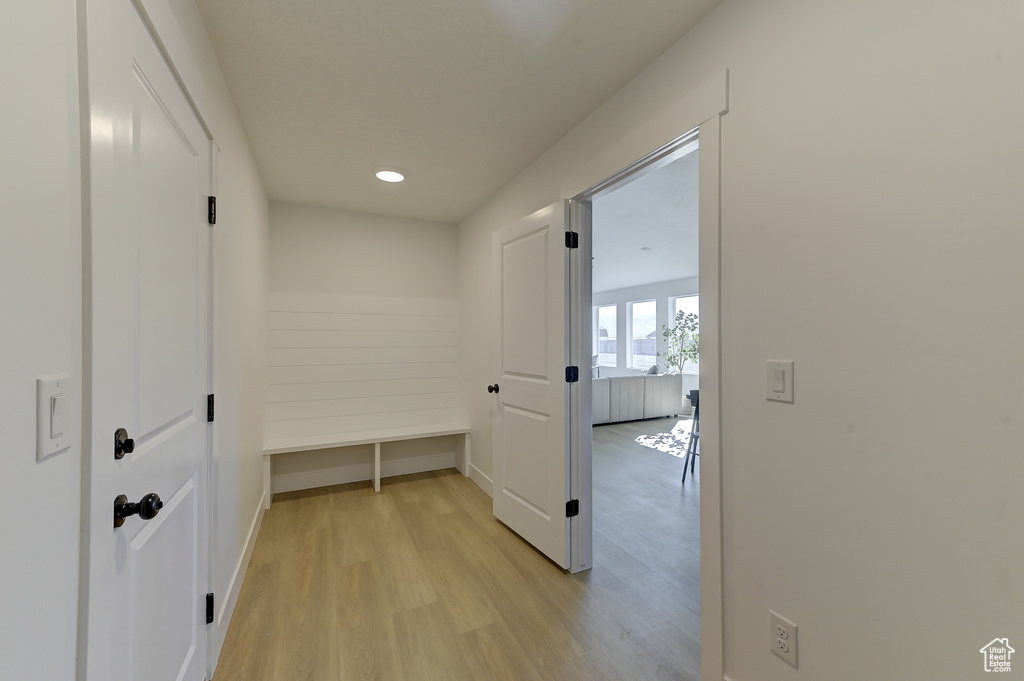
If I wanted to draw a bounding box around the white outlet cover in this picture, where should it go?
[37,375,73,460]
[770,609,798,668]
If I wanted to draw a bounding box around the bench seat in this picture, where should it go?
[263,422,471,508]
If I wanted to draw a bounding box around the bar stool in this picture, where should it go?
[682,389,699,483]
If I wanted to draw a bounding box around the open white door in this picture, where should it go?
[491,201,572,569]
[83,1,210,679]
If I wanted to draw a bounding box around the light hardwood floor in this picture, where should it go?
[215,418,700,680]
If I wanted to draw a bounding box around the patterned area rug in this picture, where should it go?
[634,418,696,458]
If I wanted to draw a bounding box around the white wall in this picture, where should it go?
[268,203,460,486]
[270,202,457,298]
[209,149,269,663]
[459,1,1024,679]
[0,0,269,677]
[593,276,698,376]
[0,3,82,680]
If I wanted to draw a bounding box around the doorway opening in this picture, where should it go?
[570,130,702,675]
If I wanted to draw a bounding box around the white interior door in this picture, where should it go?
[491,201,571,569]
[84,1,210,679]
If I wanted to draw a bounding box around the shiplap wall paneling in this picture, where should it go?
[267,293,461,442]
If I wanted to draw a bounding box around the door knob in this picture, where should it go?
[487,384,499,394]
[114,428,135,460]
[114,493,163,528]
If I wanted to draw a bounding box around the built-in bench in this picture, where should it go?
[264,291,469,508]
[262,422,471,508]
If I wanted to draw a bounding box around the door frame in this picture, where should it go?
[567,127,699,572]
[76,0,218,678]
[565,69,728,681]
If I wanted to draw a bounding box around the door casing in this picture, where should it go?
[565,72,728,680]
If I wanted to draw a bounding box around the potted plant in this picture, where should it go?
[660,311,699,374]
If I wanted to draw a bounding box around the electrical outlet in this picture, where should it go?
[770,610,798,668]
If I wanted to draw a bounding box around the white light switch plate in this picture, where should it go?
[37,375,73,460]
[766,361,794,403]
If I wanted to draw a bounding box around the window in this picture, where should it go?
[669,295,699,373]
[595,305,617,367]
[628,300,657,370]
[672,294,699,321]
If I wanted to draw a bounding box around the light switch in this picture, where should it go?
[766,361,794,403]
[37,375,73,460]
[50,393,66,437]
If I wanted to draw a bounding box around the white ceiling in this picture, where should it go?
[193,0,724,224]
[592,147,698,293]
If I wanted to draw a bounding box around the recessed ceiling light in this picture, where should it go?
[375,168,405,183]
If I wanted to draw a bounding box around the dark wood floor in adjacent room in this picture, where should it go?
[214,417,701,681]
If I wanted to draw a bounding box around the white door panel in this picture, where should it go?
[136,66,201,435]
[500,229,550,377]
[85,1,210,679]
[492,201,570,568]
[128,475,199,681]
[500,406,550,513]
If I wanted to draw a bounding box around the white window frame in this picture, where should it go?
[626,299,657,371]
[594,304,617,368]
[669,294,700,374]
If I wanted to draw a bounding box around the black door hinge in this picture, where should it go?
[564,231,579,249]
[207,394,215,423]
[565,366,579,383]
[566,499,580,518]
[208,196,217,225]
[206,592,215,624]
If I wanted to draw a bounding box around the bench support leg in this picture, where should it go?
[373,441,381,492]
[455,432,471,477]
[263,454,272,509]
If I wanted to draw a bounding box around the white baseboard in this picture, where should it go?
[208,489,266,677]
[218,491,265,625]
[468,462,492,496]
[272,452,456,495]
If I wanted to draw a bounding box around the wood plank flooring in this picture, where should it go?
[215,418,700,680]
